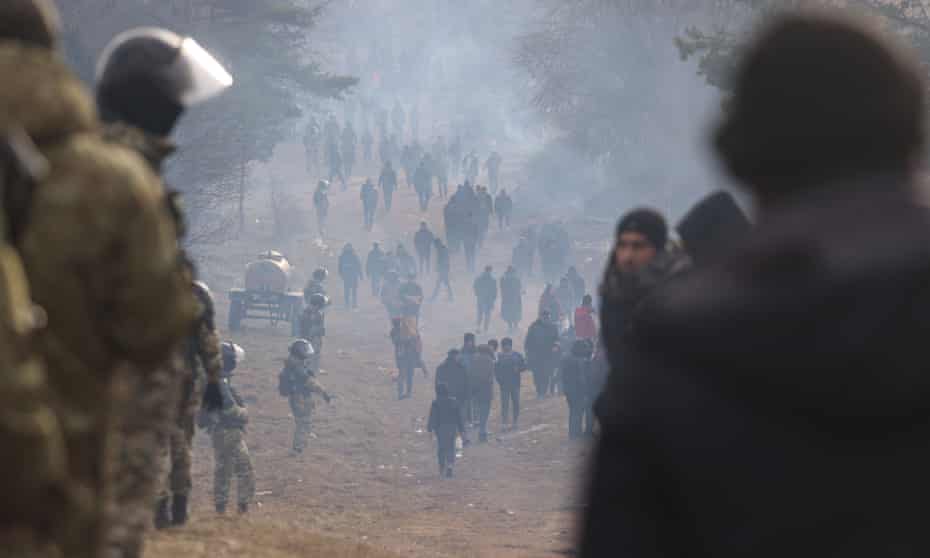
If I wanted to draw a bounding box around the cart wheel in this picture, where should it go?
[229,299,244,331]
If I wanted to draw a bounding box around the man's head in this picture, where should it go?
[614,209,667,273]
[583,294,593,307]
[488,339,499,352]
[501,338,513,352]
[540,309,551,322]
[0,0,60,49]
[484,265,492,274]
[715,13,925,201]
[463,333,476,349]
[373,242,380,250]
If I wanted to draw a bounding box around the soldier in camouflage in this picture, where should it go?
[199,343,255,514]
[279,340,331,455]
[93,27,229,557]
[4,6,196,558]
[300,293,328,373]
[304,267,328,306]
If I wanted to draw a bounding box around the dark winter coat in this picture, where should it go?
[495,351,527,388]
[560,345,591,403]
[473,272,498,307]
[500,272,523,323]
[338,250,363,285]
[367,248,386,279]
[468,350,495,403]
[435,357,469,404]
[415,228,434,257]
[524,319,559,368]
[427,395,465,438]
[582,184,930,558]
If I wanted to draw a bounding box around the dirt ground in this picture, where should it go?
[145,145,606,557]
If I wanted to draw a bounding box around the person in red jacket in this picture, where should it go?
[574,295,597,341]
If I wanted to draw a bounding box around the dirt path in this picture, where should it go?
[147,145,592,557]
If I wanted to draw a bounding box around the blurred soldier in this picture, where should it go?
[303,116,321,173]
[9,15,198,558]
[378,160,397,212]
[495,188,513,230]
[434,351,469,447]
[155,274,222,528]
[485,151,502,193]
[360,178,379,231]
[366,242,386,296]
[414,158,433,211]
[494,338,527,431]
[299,293,328,374]
[361,125,374,162]
[583,15,930,556]
[199,343,254,515]
[431,238,454,302]
[500,266,523,332]
[0,119,73,555]
[341,122,357,179]
[278,340,331,456]
[459,333,478,425]
[304,267,328,306]
[338,243,363,310]
[95,26,231,552]
[414,222,434,275]
[476,186,493,248]
[313,180,330,237]
[427,383,465,479]
[560,339,593,439]
[327,142,345,190]
[525,310,559,398]
[469,345,495,443]
[473,266,498,333]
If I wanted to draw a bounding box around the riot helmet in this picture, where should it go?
[221,342,245,376]
[317,179,330,191]
[289,339,314,360]
[312,268,328,282]
[95,27,233,136]
[0,0,61,49]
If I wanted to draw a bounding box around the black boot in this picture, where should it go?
[154,497,172,530]
[172,494,189,526]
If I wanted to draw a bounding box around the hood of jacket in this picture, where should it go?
[0,41,96,145]
[633,183,930,426]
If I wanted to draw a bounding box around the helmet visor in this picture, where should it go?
[176,37,233,106]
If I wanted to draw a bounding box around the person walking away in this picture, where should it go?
[378,160,397,212]
[495,338,527,431]
[525,311,559,398]
[399,272,424,321]
[278,340,331,456]
[199,343,255,514]
[360,178,379,231]
[366,242,386,296]
[485,151,502,193]
[313,180,330,237]
[473,266,498,333]
[574,295,598,342]
[500,266,523,332]
[495,189,513,230]
[414,222,434,275]
[561,339,593,439]
[299,293,328,373]
[338,244,363,310]
[391,318,426,400]
[431,239,454,302]
[427,384,466,478]
[470,345,496,442]
[380,270,402,321]
[435,350,470,444]
[459,334,478,425]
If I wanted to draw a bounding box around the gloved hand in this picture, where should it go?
[202,381,223,411]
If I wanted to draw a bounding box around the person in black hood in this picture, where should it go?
[561,339,593,439]
[581,14,930,558]
[427,383,466,479]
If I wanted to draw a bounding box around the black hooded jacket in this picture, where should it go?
[581,185,930,557]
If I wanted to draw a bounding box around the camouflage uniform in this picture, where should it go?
[201,379,254,513]
[6,43,194,558]
[299,306,325,372]
[281,356,330,453]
